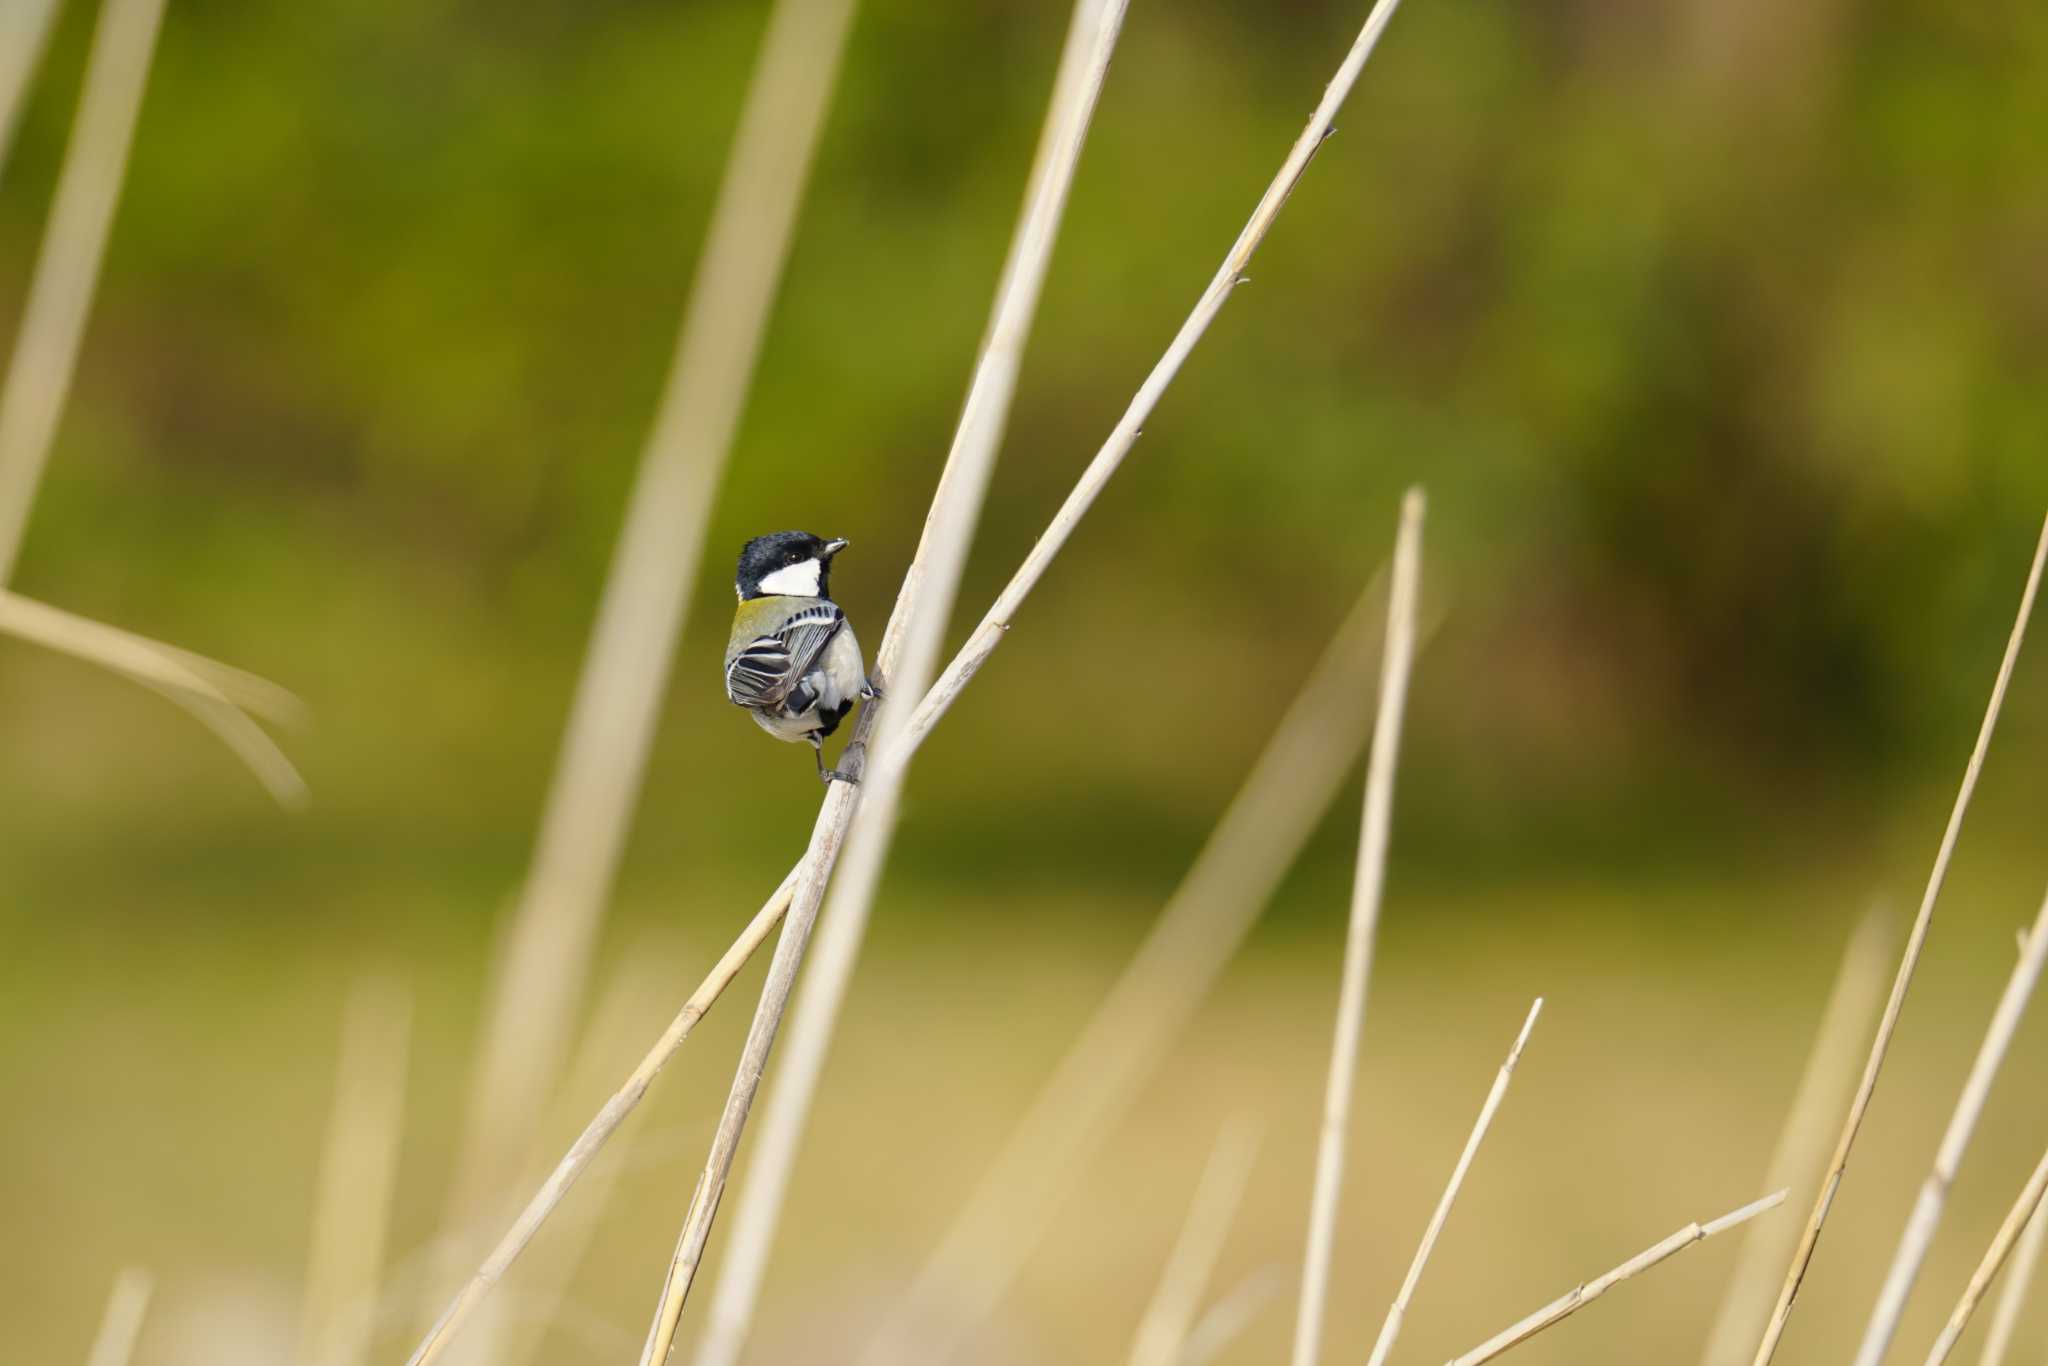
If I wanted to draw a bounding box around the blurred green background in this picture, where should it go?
[3,0,2047,1361]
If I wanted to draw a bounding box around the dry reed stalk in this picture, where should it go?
[1751,513,2048,1366]
[0,588,307,802]
[1127,1114,1265,1366]
[1365,997,1544,1366]
[688,3,1129,1362]
[634,0,1421,1354]
[428,0,862,1320]
[0,0,63,176]
[297,977,412,1366]
[84,1267,153,1366]
[1852,887,2048,1366]
[1924,1143,2048,1366]
[424,0,1415,1349]
[1450,1190,1788,1366]
[1698,904,1896,1366]
[857,565,1405,1366]
[1184,1266,1290,1366]
[1290,489,1425,1366]
[0,0,165,580]
[1975,1179,2048,1366]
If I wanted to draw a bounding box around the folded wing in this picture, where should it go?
[725,601,847,711]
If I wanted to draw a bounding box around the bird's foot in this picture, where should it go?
[821,739,868,785]
[861,672,885,701]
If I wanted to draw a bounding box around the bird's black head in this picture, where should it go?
[736,530,848,601]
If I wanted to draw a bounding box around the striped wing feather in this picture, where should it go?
[725,601,845,710]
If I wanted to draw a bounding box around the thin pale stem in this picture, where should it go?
[297,978,412,1366]
[1752,513,2048,1366]
[1365,997,1544,1366]
[0,0,167,582]
[1854,887,2048,1366]
[1975,1176,2048,1366]
[84,1268,154,1366]
[1128,1114,1265,1366]
[1926,1144,2048,1366]
[1290,489,1425,1366]
[1451,1191,1789,1366]
[1698,904,1896,1366]
[689,4,1129,1363]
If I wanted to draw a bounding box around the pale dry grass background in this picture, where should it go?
[9,858,2048,1366]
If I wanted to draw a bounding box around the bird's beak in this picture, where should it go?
[822,538,849,558]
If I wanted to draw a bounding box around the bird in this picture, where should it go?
[723,530,878,783]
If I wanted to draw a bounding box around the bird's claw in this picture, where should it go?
[819,739,867,786]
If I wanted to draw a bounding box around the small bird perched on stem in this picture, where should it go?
[724,531,878,783]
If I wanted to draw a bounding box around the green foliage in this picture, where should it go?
[1,0,2043,897]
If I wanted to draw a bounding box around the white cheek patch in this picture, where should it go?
[757,558,823,597]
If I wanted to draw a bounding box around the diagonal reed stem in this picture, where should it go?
[1290,488,1425,1366]
[1451,1190,1788,1366]
[1750,512,2048,1365]
[1924,1142,2048,1366]
[1853,886,2048,1366]
[1365,997,1544,1366]
[687,4,1130,1363]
